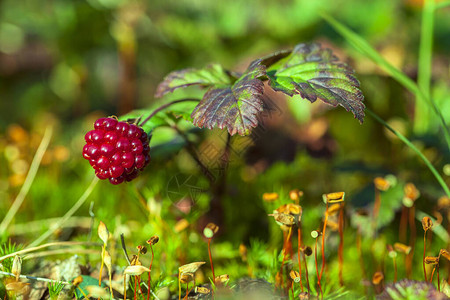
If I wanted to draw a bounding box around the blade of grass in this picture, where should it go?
[322,13,450,149]
[367,109,449,198]
[0,126,53,235]
[29,177,99,247]
[416,0,435,134]
[0,241,97,261]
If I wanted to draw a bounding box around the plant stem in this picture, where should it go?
[0,241,97,262]
[120,233,131,265]
[139,98,200,127]
[399,206,408,243]
[302,252,310,295]
[423,230,428,281]
[279,227,292,290]
[367,109,450,198]
[297,228,304,292]
[319,202,328,281]
[207,238,216,285]
[136,276,145,297]
[99,245,105,286]
[437,265,440,291]
[314,238,322,299]
[338,203,344,286]
[178,270,181,300]
[0,126,53,235]
[0,271,70,284]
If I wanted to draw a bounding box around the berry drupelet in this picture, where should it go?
[82,117,150,185]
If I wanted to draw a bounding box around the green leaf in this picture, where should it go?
[120,109,167,133]
[190,59,265,136]
[155,63,232,98]
[265,43,365,123]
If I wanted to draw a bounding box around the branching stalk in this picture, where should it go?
[139,98,200,127]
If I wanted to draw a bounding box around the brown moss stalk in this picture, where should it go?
[319,202,329,281]
[314,235,323,299]
[399,206,408,243]
[297,228,304,292]
[338,203,344,286]
[302,251,310,294]
[423,232,428,281]
[207,238,216,284]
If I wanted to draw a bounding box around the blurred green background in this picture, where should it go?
[0,0,449,294]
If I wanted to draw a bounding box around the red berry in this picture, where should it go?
[104,131,119,144]
[100,143,115,157]
[127,124,142,139]
[109,165,124,178]
[97,156,110,170]
[103,118,118,130]
[116,122,130,136]
[121,152,134,168]
[86,130,104,144]
[82,117,150,184]
[135,154,145,169]
[96,169,109,180]
[125,169,139,181]
[116,137,131,151]
[130,139,143,154]
[94,118,107,129]
[109,176,125,185]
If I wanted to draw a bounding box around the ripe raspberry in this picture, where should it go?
[82,117,151,185]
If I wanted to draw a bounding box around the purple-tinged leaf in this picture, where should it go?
[155,64,231,98]
[190,60,265,136]
[265,43,365,123]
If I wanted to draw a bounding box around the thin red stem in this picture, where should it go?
[136,276,145,298]
[139,98,200,127]
[303,252,310,294]
[297,228,304,292]
[399,206,408,243]
[208,238,216,283]
[314,238,323,299]
[319,202,328,281]
[430,265,436,282]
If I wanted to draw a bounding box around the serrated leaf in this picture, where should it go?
[190,59,265,136]
[265,43,365,123]
[155,64,231,98]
